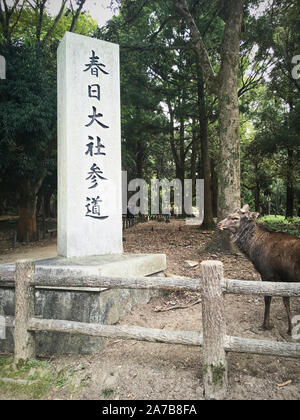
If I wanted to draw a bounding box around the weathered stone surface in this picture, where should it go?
[57,32,122,257]
[37,253,166,277]
[184,260,199,268]
[0,254,166,279]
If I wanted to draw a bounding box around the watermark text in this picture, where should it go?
[292,315,300,340]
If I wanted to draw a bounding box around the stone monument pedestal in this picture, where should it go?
[0,254,166,355]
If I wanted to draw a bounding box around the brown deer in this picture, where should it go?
[218,205,300,334]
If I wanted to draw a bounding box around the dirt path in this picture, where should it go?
[0,220,299,400]
[0,238,57,264]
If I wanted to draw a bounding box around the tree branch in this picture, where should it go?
[147,16,173,43]
[172,0,219,95]
[10,0,25,33]
[25,0,35,10]
[41,0,67,46]
[167,101,180,168]
[0,0,23,41]
[36,0,47,45]
[69,0,86,33]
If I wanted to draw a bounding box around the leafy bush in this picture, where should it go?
[259,215,300,237]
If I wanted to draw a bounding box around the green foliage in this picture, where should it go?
[0,44,56,184]
[0,0,299,220]
[0,356,87,399]
[0,357,52,399]
[0,2,98,216]
[259,215,300,237]
[100,3,173,181]
[239,0,300,218]
[102,388,114,397]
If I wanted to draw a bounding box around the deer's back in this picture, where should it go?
[249,229,300,283]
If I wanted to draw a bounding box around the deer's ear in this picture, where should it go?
[250,212,260,220]
[240,204,250,213]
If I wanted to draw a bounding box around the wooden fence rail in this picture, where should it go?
[29,273,300,297]
[2,259,300,400]
[2,270,300,298]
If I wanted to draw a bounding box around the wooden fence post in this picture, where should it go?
[201,260,227,400]
[14,260,36,364]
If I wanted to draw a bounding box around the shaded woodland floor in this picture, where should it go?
[0,219,299,400]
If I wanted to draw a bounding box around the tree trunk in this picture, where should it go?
[178,103,186,217]
[136,140,145,179]
[44,194,51,218]
[214,0,244,251]
[0,190,5,216]
[197,68,215,229]
[168,99,182,184]
[173,0,244,251]
[254,184,260,213]
[190,121,198,193]
[252,160,260,213]
[167,101,180,170]
[211,159,218,218]
[168,98,186,217]
[17,179,43,242]
[286,148,294,218]
[36,191,43,218]
[217,0,243,220]
[44,190,54,218]
[18,206,36,242]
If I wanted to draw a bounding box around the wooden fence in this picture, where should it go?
[0,217,56,249]
[1,259,300,400]
[0,230,17,251]
[122,215,141,230]
[122,214,170,230]
[122,215,151,230]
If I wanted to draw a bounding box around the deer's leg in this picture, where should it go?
[263,296,273,330]
[282,296,292,335]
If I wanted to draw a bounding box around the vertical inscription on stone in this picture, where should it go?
[57,32,122,257]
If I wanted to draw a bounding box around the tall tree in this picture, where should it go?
[173,0,244,221]
[0,0,95,240]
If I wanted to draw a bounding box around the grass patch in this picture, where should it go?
[102,388,114,398]
[0,357,53,399]
[0,356,82,399]
[259,215,300,237]
[0,378,51,400]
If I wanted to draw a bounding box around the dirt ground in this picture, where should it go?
[0,219,300,400]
